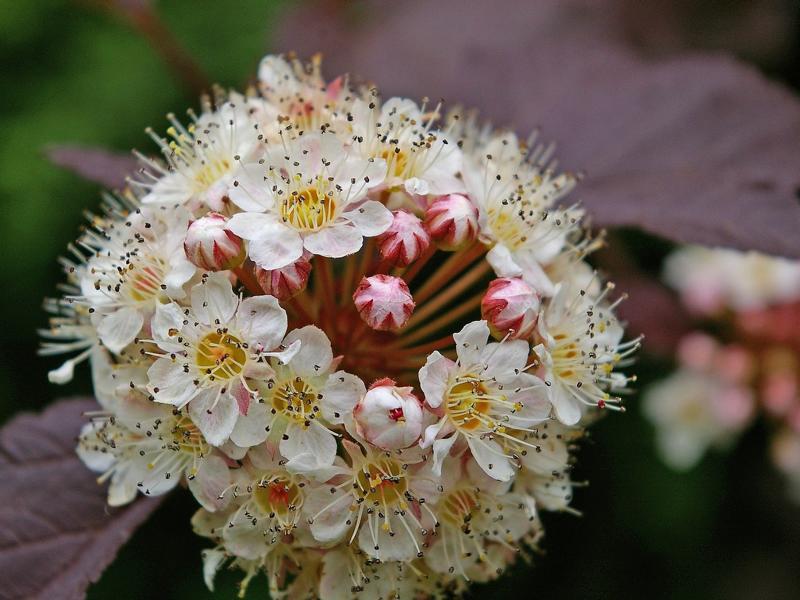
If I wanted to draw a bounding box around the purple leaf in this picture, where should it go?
[0,398,163,600]
[46,146,139,190]
[274,0,800,258]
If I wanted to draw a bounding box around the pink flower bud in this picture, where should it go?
[184,212,245,271]
[424,193,479,251]
[255,252,313,301]
[481,277,540,339]
[353,274,415,331]
[354,378,425,449]
[376,210,431,266]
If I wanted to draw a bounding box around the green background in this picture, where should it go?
[1,1,799,598]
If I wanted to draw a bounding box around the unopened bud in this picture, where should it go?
[354,378,425,449]
[424,194,479,251]
[481,277,540,340]
[377,210,431,266]
[353,275,415,331]
[184,212,245,271]
[255,252,313,301]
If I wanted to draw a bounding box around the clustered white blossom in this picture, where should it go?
[42,54,636,598]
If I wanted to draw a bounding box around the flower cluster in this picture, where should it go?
[42,54,635,598]
[645,246,800,499]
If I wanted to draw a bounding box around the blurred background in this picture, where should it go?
[1,1,799,598]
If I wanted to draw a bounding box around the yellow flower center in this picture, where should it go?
[280,186,337,231]
[379,148,409,180]
[446,378,494,432]
[253,475,303,520]
[124,258,167,303]
[439,487,479,528]
[193,157,232,190]
[268,376,320,427]
[486,206,527,251]
[196,331,247,380]
[355,458,408,507]
[171,414,208,456]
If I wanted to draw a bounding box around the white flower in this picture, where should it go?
[423,455,537,579]
[664,245,800,313]
[212,442,322,560]
[227,132,392,269]
[147,272,297,445]
[78,205,196,354]
[77,349,230,508]
[319,545,430,600]
[535,279,636,425]
[462,130,581,295]
[350,96,465,206]
[305,439,437,562]
[230,325,365,470]
[254,54,348,140]
[136,96,258,210]
[643,368,754,470]
[419,320,552,481]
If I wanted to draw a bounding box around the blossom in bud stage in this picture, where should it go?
[255,252,313,300]
[376,210,431,266]
[353,378,424,449]
[353,274,415,331]
[481,277,540,340]
[184,212,246,271]
[424,193,479,251]
[42,53,635,599]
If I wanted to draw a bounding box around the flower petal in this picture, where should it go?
[321,371,365,424]
[342,200,393,237]
[280,422,337,468]
[549,383,582,426]
[248,223,305,270]
[148,358,196,406]
[191,272,238,325]
[97,307,144,354]
[303,222,363,258]
[468,436,515,481]
[236,295,288,350]
[430,434,457,476]
[453,320,490,369]
[229,402,270,447]
[283,325,333,378]
[482,339,530,382]
[418,351,454,409]
[188,389,239,446]
[187,455,231,512]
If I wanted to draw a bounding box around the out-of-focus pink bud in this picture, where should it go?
[184,212,245,271]
[481,277,540,339]
[376,210,431,266]
[255,252,313,301]
[353,274,415,331]
[424,194,479,251]
[354,378,425,449]
[677,332,718,371]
